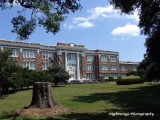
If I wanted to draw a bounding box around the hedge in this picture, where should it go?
[116,75,144,85]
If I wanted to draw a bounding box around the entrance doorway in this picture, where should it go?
[67,66,76,80]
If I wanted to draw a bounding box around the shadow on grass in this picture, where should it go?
[0,87,33,100]
[71,84,160,113]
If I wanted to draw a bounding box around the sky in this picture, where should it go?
[0,0,147,62]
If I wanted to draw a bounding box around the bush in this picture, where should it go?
[108,76,114,81]
[116,75,144,85]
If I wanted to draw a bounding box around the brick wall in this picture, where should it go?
[35,50,43,71]
[18,48,23,67]
[81,56,86,78]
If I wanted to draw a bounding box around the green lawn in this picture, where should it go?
[0,82,160,120]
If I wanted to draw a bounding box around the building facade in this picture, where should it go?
[0,39,139,81]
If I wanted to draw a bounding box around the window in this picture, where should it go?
[23,49,36,58]
[101,65,108,70]
[111,65,117,70]
[23,61,36,70]
[86,64,94,71]
[86,55,94,62]
[68,64,76,68]
[132,65,137,71]
[101,55,108,62]
[110,56,117,62]
[68,53,76,60]
[86,73,95,80]
[102,73,109,79]
[120,65,127,71]
[43,52,54,59]
[12,49,19,57]
[111,74,118,79]
[120,74,126,77]
[43,63,53,70]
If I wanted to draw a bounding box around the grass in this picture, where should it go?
[0,82,160,120]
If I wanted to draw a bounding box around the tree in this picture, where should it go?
[29,82,57,108]
[0,49,18,96]
[110,0,160,81]
[0,0,82,40]
[48,65,70,86]
[110,0,160,37]
[137,57,149,80]
[28,65,69,109]
[138,58,160,81]
[32,71,53,83]
[137,36,160,81]
[11,67,35,90]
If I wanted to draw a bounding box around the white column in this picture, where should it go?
[1,46,3,51]
[77,53,80,80]
[65,52,68,70]
[20,48,22,53]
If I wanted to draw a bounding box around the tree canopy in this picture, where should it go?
[110,0,160,81]
[137,36,160,81]
[110,0,160,37]
[48,65,70,86]
[0,0,81,40]
[0,49,18,95]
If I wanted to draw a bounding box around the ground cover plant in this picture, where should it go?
[0,82,160,120]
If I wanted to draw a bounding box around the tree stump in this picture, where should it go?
[29,82,57,108]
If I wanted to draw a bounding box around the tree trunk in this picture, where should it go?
[29,82,57,108]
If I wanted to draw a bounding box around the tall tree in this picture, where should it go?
[110,0,160,81]
[0,0,81,40]
[137,36,160,81]
[0,49,18,96]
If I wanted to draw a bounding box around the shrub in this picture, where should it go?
[116,75,144,85]
[118,76,121,80]
[108,76,114,81]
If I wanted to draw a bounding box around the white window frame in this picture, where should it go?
[43,63,53,70]
[121,65,127,71]
[110,56,117,62]
[23,49,36,58]
[68,64,76,68]
[68,53,76,61]
[132,65,137,71]
[86,64,94,71]
[23,61,36,70]
[101,65,108,70]
[111,74,118,79]
[86,73,95,80]
[102,73,109,79]
[43,52,54,59]
[101,55,108,62]
[111,65,117,70]
[12,49,19,57]
[86,55,94,62]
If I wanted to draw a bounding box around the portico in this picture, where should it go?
[56,42,87,81]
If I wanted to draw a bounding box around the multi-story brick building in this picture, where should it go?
[0,39,139,81]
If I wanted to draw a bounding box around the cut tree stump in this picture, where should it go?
[29,82,57,108]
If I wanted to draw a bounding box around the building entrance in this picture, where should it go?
[67,66,76,81]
